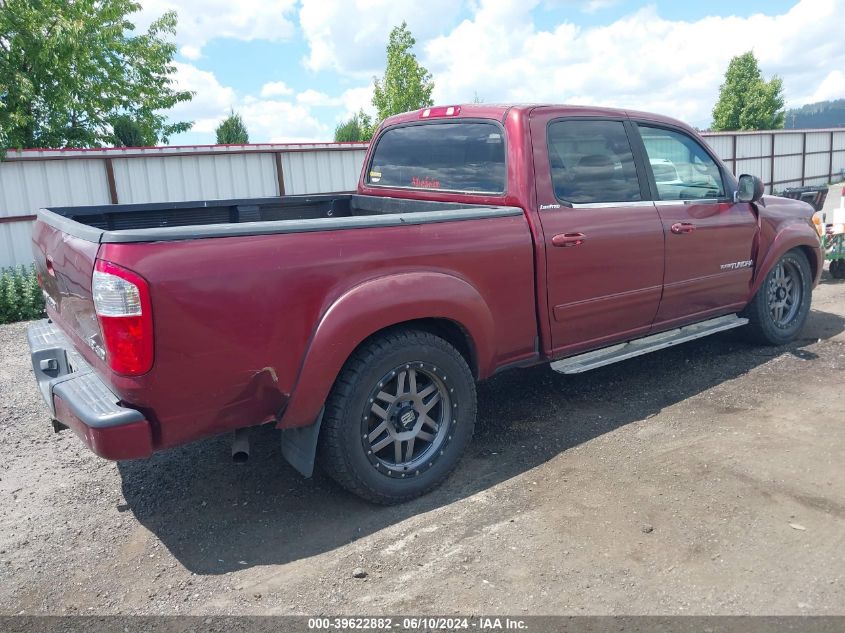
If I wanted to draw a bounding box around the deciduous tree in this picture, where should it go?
[371,22,434,122]
[712,51,785,131]
[0,0,193,154]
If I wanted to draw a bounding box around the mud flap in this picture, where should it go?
[279,408,324,478]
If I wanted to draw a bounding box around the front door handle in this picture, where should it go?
[552,232,586,247]
[671,222,696,234]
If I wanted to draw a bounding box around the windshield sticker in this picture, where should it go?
[411,176,441,189]
[369,170,382,183]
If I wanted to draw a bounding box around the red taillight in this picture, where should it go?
[92,260,153,376]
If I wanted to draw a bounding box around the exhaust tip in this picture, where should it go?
[231,429,250,464]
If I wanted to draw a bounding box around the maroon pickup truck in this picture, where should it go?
[28,104,823,503]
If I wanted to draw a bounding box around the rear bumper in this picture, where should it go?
[27,319,153,460]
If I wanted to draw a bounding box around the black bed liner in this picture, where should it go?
[39,193,523,244]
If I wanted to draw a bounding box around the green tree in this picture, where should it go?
[712,51,785,131]
[334,109,374,142]
[111,114,155,147]
[0,0,193,155]
[371,22,434,121]
[215,109,249,144]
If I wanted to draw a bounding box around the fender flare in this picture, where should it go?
[278,271,496,430]
[750,226,823,297]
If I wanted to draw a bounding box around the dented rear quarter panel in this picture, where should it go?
[98,213,537,449]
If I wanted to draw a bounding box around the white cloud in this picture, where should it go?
[170,62,237,133]
[582,0,619,12]
[260,81,295,98]
[296,89,340,107]
[170,63,328,142]
[299,0,463,75]
[425,0,845,127]
[337,86,376,120]
[544,0,620,13]
[135,0,297,59]
[804,70,845,105]
[240,97,329,143]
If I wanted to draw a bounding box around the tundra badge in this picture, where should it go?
[720,260,753,270]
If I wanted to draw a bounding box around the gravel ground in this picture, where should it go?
[1,270,844,616]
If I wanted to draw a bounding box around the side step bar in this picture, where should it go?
[550,314,748,375]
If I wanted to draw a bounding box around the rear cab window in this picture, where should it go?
[366,121,506,194]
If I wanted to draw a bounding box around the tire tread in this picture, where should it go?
[318,328,475,504]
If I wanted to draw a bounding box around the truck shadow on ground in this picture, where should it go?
[118,305,845,575]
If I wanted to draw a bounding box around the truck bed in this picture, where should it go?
[31,190,537,455]
[41,194,521,243]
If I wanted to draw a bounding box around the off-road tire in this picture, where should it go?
[742,249,812,345]
[317,328,476,504]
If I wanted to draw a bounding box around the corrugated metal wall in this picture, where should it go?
[2,129,844,268]
[0,143,367,267]
[701,128,845,191]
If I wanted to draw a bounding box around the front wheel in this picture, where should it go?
[318,328,476,504]
[742,249,812,345]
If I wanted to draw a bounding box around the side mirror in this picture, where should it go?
[736,174,764,203]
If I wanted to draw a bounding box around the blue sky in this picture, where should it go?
[133,0,844,145]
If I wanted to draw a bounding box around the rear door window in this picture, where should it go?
[367,122,506,193]
[547,120,642,204]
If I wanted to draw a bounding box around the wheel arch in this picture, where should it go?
[277,271,495,430]
[751,228,823,297]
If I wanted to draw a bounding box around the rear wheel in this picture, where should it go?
[318,328,476,504]
[831,259,845,279]
[742,249,812,345]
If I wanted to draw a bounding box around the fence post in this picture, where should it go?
[801,132,806,187]
[103,158,119,204]
[830,131,835,184]
[274,152,286,196]
[769,133,775,193]
[731,134,737,176]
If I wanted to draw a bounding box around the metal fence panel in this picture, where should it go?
[805,153,830,182]
[806,132,832,153]
[0,221,39,269]
[833,150,845,179]
[735,133,772,160]
[281,149,367,194]
[773,154,803,185]
[735,158,772,185]
[0,158,111,268]
[773,133,802,155]
[703,135,733,160]
[0,158,110,215]
[113,153,279,204]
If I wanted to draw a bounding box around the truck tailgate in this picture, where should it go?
[31,218,104,367]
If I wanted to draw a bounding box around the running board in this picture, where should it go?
[550,314,748,375]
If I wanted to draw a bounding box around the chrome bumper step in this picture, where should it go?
[550,314,748,375]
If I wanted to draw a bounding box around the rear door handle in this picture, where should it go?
[552,232,586,247]
[671,222,696,234]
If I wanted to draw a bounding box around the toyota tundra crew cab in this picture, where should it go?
[27,104,823,503]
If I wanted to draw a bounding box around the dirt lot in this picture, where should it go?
[1,271,844,617]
